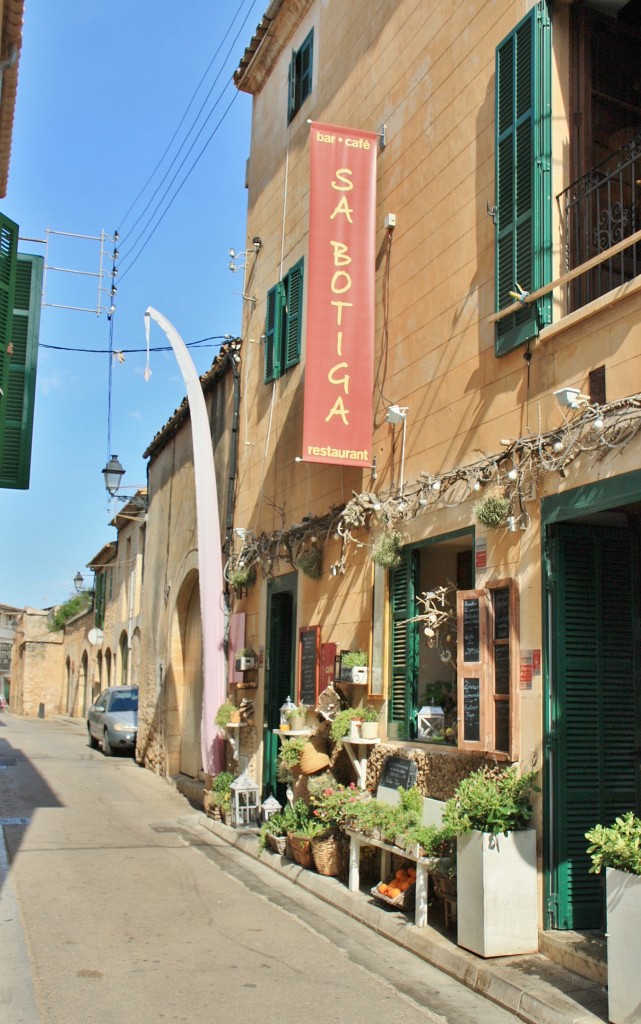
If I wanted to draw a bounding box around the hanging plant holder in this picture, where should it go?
[296,546,323,579]
[473,487,511,529]
[371,530,403,569]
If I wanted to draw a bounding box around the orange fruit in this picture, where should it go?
[378,883,388,894]
[387,886,401,899]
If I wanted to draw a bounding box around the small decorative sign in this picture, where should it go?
[378,756,418,791]
[520,650,533,689]
[475,535,487,570]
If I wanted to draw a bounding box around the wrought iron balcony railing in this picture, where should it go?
[558,134,641,312]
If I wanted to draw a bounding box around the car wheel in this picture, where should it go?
[87,725,99,749]
[103,729,113,756]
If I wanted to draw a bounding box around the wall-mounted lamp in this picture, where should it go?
[101,454,148,510]
[553,387,590,410]
[385,404,408,424]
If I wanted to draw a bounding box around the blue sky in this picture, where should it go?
[1,0,266,609]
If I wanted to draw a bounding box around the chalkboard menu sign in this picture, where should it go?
[378,756,418,791]
[494,699,510,753]
[463,677,481,742]
[493,587,510,640]
[463,598,480,662]
[298,626,319,706]
[494,643,510,694]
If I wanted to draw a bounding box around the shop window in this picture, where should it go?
[264,258,304,383]
[287,29,313,124]
[456,579,519,760]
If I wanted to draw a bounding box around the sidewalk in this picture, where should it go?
[198,813,609,1024]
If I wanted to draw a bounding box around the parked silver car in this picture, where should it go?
[87,686,138,756]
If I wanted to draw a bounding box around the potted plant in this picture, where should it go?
[442,763,539,957]
[295,546,323,579]
[329,707,367,747]
[234,647,256,672]
[276,735,308,780]
[286,704,307,732]
[585,812,641,1024]
[340,650,369,684]
[209,771,234,823]
[259,799,310,856]
[214,702,239,728]
[359,705,380,739]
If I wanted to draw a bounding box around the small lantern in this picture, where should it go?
[230,771,260,828]
[417,705,445,740]
[261,794,282,823]
[279,695,296,727]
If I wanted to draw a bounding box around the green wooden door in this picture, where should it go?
[263,575,297,798]
[389,549,420,740]
[548,523,641,929]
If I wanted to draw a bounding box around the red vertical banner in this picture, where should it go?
[303,122,377,466]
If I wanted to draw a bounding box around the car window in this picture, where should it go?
[107,691,138,713]
[96,691,109,707]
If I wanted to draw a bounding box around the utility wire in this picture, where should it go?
[117,90,239,285]
[118,0,256,243]
[41,335,225,353]
[116,1,257,281]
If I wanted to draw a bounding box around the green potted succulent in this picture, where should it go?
[339,650,369,684]
[585,812,641,1024]
[442,763,539,957]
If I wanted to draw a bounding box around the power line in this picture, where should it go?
[40,335,225,354]
[118,0,256,240]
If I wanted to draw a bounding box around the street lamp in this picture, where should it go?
[74,571,85,592]
[101,454,147,509]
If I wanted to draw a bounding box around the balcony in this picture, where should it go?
[558,133,641,312]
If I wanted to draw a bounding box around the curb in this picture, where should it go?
[198,814,606,1024]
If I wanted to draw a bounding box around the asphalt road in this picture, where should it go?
[0,713,520,1024]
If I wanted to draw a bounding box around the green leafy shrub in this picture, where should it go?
[276,736,308,780]
[473,486,510,528]
[309,783,362,831]
[214,702,236,728]
[406,823,457,859]
[48,593,93,632]
[210,771,234,809]
[329,706,378,746]
[259,799,311,851]
[442,764,538,836]
[585,812,641,876]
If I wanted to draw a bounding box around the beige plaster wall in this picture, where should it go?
[229,0,641,790]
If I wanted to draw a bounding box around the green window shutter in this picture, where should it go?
[0,253,43,489]
[283,258,303,370]
[287,51,296,123]
[299,30,313,106]
[264,282,284,383]
[389,549,419,738]
[495,2,551,356]
[0,213,19,459]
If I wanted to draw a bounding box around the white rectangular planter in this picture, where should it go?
[606,868,641,1024]
[457,829,538,957]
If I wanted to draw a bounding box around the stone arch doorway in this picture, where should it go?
[166,571,203,778]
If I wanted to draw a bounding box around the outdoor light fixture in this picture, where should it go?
[74,571,84,592]
[553,387,589,409]
[101,454,148,510]
[102,454,126,495]
[385,404,408,424]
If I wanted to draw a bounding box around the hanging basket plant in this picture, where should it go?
[296,546,323,580]
[227,563,257,590]
[371,530,403,570]
[473,486,511,529]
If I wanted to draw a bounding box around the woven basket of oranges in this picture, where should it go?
[371,865,417,910]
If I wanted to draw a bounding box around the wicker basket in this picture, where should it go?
[371,871,416,911]
[266,833,289,856]
[311,831,343,876]
[288,832,313,869]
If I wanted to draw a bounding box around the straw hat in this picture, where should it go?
[299,734,330,775]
